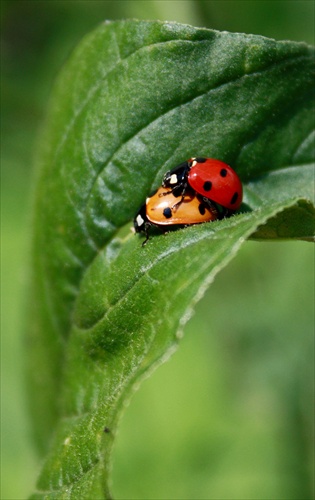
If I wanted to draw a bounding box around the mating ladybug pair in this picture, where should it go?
[134,157,243,245]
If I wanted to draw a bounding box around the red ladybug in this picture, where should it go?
[134,186,219,245]
[162,157,243,211]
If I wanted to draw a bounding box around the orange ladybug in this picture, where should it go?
[134,186,218,245]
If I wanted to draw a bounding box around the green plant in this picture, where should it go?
[27,20,314,498]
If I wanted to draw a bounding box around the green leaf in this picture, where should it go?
[27,20,314,498]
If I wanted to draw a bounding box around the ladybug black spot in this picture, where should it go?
[198,203,206,215]
[195,157,207,163]
[230,192,239,205]
[203,181,212,191]
[163,207,172,219]
[220,168,227,177]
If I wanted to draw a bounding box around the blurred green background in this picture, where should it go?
[1,1,314,499]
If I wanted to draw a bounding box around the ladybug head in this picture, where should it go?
[133,204,147,233]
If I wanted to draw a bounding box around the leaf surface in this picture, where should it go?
[27,20,314,498]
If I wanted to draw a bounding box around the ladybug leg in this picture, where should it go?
[170,183,189,212]
[222,208,233,218]
[171,196,184,212]
[158,183,185,198]
[141,222,151,246]
[201,196,220,218]
[201,197,227,220]
[159,189,173,197]
[215,204,230,219]
[158,184,188,212]
[201,196,216,209]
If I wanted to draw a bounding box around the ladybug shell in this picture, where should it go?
[188,158,243,210]
[146,186,218,226]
